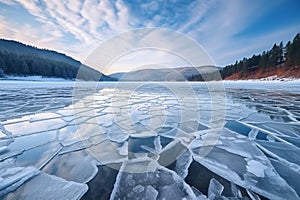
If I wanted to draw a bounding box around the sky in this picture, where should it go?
[0,0,300,74]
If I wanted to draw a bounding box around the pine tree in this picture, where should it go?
[286,33,300,66]
[285,41,292,66]
[268,43,281,67]
[292,33,300,65]
[278,42,284,64]
[24,61,30,74]
[259,51,269,69]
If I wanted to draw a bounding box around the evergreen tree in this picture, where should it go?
[285,41,292,66]
[259,51,269,69]
[278,41,284,64]
[285,34,300,66]
[0,39,116,81]
[20,60,30,75]
[268,44,280,67]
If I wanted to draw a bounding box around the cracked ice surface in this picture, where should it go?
[0,81,300,199]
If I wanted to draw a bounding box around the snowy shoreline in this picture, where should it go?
[223,75,300,82]
[0,75,73,82]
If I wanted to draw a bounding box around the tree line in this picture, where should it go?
[0,51,80,79]
[0,39,115,81]
[221,33,300,78]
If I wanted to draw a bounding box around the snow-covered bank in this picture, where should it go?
[0,76,73,82]
[223,75,300,82]
[221,78,300,94]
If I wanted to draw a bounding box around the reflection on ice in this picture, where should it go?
[4,172,87,200]
[110,159,196,200]
[0,81,300,199]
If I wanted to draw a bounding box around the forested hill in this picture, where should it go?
[0,39,115,81]
[221,33,300,80]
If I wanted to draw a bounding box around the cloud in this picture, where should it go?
[0,0,16,5]
[215,24,300,65]
[0,0,299,69]
[84,28,214,75]
[0,15,61,49]
[106,49,190,74]
[179,0,294,66]
[0,0,131,60]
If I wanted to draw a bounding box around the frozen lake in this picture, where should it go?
[0,80,300,199]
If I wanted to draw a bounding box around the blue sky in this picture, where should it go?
[1,0,300,73]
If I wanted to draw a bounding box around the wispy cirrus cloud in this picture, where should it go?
[0,0,134,59]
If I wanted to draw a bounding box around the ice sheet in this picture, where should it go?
[0,81,300,199]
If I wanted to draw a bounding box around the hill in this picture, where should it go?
[220,33,300,80]
[0,39,116,81]
[109,66,222,81]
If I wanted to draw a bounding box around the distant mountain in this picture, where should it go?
[109,66,223,81]
[0,39,116,81]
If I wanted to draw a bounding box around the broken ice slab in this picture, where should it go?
[58,123,107,146]
[158,139,188,168]
[0,130,58,163]
[4,130,57,153]
[225,102,256,121]
[14,141,62,169]
[3,172,88,200]
[225,120,288,141]
[239,111,274,123]
[247,121,300,137]
[207,178,224,198]
[163,148,193,180]
[28,112,62,123]
[156,126,195,143]
[110,159,197,200]
[277,135,300,148]
[193,128,299,199]
[105,123,130,143]
[174,149,193,179]
[269,158,300,196]
[42,150,98,183]
[127,104,153,124]
[0,159,39,197]
[59,134,108,155]
[256,140,300,166]
[86,139,128,165]
[3,117,67,136]
[144,185,159,200]
[94,113,114,127]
